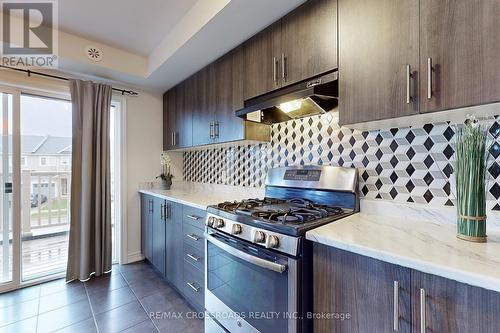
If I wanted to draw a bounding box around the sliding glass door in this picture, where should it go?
[0,86,122,292]
[20,94,72,281]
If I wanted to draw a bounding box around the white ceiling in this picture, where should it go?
[35,0,306,92]
[58,0,198,56]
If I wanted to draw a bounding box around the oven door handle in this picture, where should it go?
[206,233,288,274]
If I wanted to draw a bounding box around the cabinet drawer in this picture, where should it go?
[183,261,204,310]
[184,243,204,272]
[183,223,204,250]
[182,205,206,230]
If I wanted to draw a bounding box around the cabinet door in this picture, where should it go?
[338,0,419,125]
[152,197,166,276]
[214,47,245,143]
[165,202,183,291]
[140,194,153,261]
[281,0,337,86]
[192,67,214,146]
[243,21,282,100]
[313,244,411,333]
[412,270,500,333]
[163,90,176,150]
[420,0,500,113]
[174,79,193,148]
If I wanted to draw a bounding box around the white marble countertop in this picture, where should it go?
[306,200,500,293]
[139,181,265,210]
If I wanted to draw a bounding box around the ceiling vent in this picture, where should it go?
[85,46,103,62]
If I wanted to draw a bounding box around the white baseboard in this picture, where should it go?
[125,251,145,264]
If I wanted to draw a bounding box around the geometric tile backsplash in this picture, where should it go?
[183,111,500,210]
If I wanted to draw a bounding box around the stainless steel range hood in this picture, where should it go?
[235,70,338,124]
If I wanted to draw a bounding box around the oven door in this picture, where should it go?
[205,230,298,333]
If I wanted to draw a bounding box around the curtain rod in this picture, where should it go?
[0,65,139,96]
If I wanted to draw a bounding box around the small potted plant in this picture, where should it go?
[157,152,173,190]
[454,114,492,242]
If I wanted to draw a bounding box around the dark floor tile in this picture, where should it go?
[0,298,38,327]
[120,265,158,285]
[118,261,150,273]
[38,285,88,314]
[95,300,148,333]
[153,299,203,333]
[0,285,40,308]
[37,298,92,333]
[128,275,170,299]
[40,278,84,297]
[139,285,185,314]
[121,319,158,333]
[84,274,127,296]
[53,318,98,333]
[0,316,37,333]
[88,285,137,315]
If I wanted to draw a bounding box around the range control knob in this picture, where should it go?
[265,235,280,249]
[207,216,216,227]
[253,230,266,243]
[231,224,242,235]
[214,218,225,228]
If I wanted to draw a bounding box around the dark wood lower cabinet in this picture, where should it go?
[314,243,500,333]
[165,202,183,291]
[313,244,411,333]
[140,194,206,312]
[412,270,500,333]
[152,197,166,276]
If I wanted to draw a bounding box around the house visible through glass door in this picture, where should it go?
[20,94,72,281]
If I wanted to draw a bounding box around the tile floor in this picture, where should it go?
[0,261,204,332]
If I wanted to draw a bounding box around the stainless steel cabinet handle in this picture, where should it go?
[171,132,174,146]
[186,234,200,241]
[187,282,200,292]
[393,281,399,331]
[209,121,213,139]
[281,53,286,80]
[186,215,199,220]
[164,203,169,220]
[420,288,426,333]
[160,203,164,220]
[187,253,200,262]
[406,64,411,104]
[173,132,177,146]
[214,121,219,138]
[273,57,277,83]
[427,57,432,99]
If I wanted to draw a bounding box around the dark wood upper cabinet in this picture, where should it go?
[243,21,282,100]
[163,89,176,151]
[338,0,419,126]
[281,0,337,86]
[419,0,500,113]
[412,270,500,333]
[191,67,213,146]
[243,0,338,101]
[314,244,411,333]
[215,46,245,143]
[163,82,193,150]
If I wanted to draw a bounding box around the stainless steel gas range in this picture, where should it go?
[204,165,359,333]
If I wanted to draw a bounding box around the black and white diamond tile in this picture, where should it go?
[183,113,500,210]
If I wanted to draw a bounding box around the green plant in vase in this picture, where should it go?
[454,115,492,243]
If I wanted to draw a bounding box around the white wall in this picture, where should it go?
[124,91,163,263]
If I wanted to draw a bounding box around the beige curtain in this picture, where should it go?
[66,79,113,281]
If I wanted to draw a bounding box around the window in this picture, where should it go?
[60,156,69,166]
[39,157,47,166]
